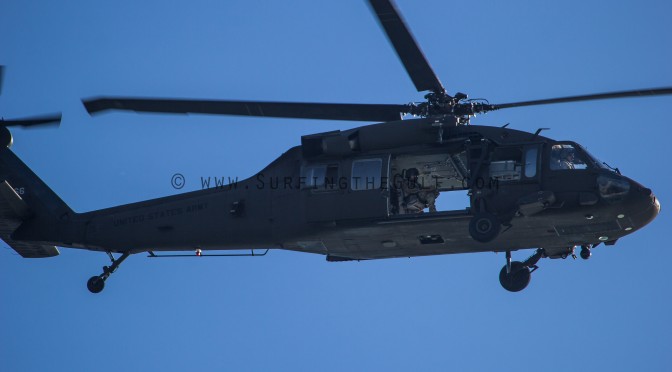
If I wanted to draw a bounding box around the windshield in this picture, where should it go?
[576,144,612,171]
[549,143,611,171]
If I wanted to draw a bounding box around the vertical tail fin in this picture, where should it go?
[0,137,73,257]
[0,146,74,220]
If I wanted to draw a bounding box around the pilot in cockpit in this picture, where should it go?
[551,145,578,170]
[559,149,576,169]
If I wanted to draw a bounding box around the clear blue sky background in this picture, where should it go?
[1,1,671,371]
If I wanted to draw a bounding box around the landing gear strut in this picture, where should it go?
[498,249,543,292]
[87,251,131,294]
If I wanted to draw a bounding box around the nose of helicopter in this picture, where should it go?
[629,185,660,231]
[597,173,660,234]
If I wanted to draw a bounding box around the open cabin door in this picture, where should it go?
[389,150,471,215]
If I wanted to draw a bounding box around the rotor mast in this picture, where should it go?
[369,0,504,123]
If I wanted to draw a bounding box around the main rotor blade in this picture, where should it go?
[368,0,444,94]
[1,114,61,128]
[83,97,408,122]
[493,87,672,110]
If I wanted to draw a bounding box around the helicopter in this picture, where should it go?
[0,0,667,293]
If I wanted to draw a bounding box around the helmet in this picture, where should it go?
[406,168,420,178]
[560,149,575,159]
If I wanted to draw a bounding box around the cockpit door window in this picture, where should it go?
[524,146,539,178]
[550,144,588,170]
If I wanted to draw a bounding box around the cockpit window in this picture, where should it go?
[576,144,612,171]
[549,144,588,170]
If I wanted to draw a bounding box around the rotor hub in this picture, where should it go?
[406,90,498,123]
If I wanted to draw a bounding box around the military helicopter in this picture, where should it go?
[1,0,667,294]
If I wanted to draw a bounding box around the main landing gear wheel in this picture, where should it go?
[499,261,531,292]
[498,249,543,292]
[87,276,105,293]
[86,251,131,293]
[469,212,501,243]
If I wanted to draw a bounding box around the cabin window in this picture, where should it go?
[524,147,538,178]
[489,147,522,182]
[302,164,339,190]
[351,159,382,191]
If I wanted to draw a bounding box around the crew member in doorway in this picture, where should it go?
[402,168,439,213]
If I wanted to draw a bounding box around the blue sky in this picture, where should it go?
[1,1,671,371]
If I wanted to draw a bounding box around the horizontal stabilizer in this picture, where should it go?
[0,181,59,258]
